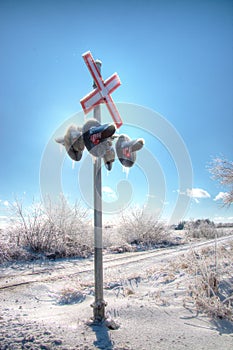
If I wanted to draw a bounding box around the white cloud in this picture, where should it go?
[186,188,211,200]
[0,200,9,207]
[214,192,228,202]
[102,186,117,199]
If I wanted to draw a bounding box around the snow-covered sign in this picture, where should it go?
[80,51,123,128]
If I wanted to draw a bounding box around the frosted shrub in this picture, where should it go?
[1,197,93,262]
[186,219,218,239]
[118,208,168,248]
[0,239,10,264]
[0,230,31,263]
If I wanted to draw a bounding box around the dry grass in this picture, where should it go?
[179,242,233,321]
[57,287,86,305]
[145,238,233,321]
[186,244,232,320]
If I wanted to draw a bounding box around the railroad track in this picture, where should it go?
[0,235,232,290]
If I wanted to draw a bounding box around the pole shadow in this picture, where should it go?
[89,322,114,349]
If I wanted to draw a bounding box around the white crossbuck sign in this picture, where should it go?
[80,51,123,128]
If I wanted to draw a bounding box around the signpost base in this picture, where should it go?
[91,300,107,322]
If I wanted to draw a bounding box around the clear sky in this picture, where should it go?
[0,0,233,226]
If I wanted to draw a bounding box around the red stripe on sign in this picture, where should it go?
[81,99,102,114]
[105,94,123,128]
[80,88,103,114]
[80,100,89,114]
[83,52,103,92]
[105,73,121,94]
[86,56,103,91]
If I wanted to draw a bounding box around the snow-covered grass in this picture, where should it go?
[175,242,233,321]
[188,243,233,320]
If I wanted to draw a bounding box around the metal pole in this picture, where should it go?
[92,60,106,321]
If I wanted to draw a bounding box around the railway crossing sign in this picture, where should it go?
[80,51,123,128]
[56,51,144,322]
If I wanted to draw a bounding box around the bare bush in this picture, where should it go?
[1,196,93,263]
[118,208,169,248]
[185,219,218,239]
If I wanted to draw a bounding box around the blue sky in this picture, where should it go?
[0,0,233,226]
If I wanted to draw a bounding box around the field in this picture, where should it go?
[0,220,233,350]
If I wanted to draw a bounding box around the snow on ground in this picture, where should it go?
[0,238,233,349]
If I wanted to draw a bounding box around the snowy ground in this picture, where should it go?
[0,236,233,350]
